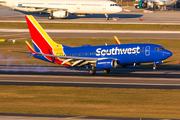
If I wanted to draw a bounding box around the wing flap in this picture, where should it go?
[61,59,73,65]
[40,53,100,61]
[71,60,84,66]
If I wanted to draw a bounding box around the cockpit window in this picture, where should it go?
[155,48,165,51]
[110,4,118,6]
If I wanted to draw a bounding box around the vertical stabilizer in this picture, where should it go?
[25,15,66,62]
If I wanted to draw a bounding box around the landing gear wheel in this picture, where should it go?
[103,69,110,74]
[48,16,54,20]
[135,5,139,9]
[153,64,156,70]
[89,69,96,75]
[105,14,109,20]
[105,17,109,20]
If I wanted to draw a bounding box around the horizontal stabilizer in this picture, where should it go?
[25,41,36,54]
[27,53,34,58]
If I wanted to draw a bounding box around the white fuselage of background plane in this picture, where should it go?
[0,0,122,16]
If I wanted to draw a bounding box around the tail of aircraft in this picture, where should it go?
[25,15,68,62]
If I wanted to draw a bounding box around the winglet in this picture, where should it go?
[114,36,121,44]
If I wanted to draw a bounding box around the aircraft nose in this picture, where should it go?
[114,6,122,12]
[118,7,122,12]
[163,50,173,58]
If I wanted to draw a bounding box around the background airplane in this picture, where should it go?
[0,0,122,20]
[135,0,180,10]
[14,15,172,75]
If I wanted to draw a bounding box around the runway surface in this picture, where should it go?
[0,6,180,24]
[0,65,180,89]
[1,29,180,39]
[0,113,179,120]
[0,66,180,119]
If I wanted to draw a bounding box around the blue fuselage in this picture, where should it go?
[62,43,172,65]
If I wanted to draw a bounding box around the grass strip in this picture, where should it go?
[0,38,179,66]
[1,23,180,30]
[0,86,180,118]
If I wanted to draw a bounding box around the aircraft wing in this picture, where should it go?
[23,41,110,67]
[10,48,105,67]
[17,4,67,13]
[34,52,110,66]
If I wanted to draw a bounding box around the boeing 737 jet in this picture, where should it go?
[0,0,122,20]
[16,15,172,75]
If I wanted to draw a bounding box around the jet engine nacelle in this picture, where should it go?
[53,10,69,18]
[96,59,117,69]
[139,1,147,8]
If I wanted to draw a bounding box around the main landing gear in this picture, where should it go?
[89,69,96,75]
[48,11,54,20]
[105,14,109,20]
[89,68,111,75]
[103,69,110,74]
[48,16,54,20]
[89,66,96,75]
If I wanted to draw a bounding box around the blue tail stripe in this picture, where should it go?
[33,42,41,53]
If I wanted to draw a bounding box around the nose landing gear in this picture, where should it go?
[153,64,156,70]
[105,14,109,20]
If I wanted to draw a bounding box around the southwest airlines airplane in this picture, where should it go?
[20,15,172,75]
[0,0,122,20]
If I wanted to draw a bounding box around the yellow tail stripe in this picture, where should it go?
[27,15,63,49]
